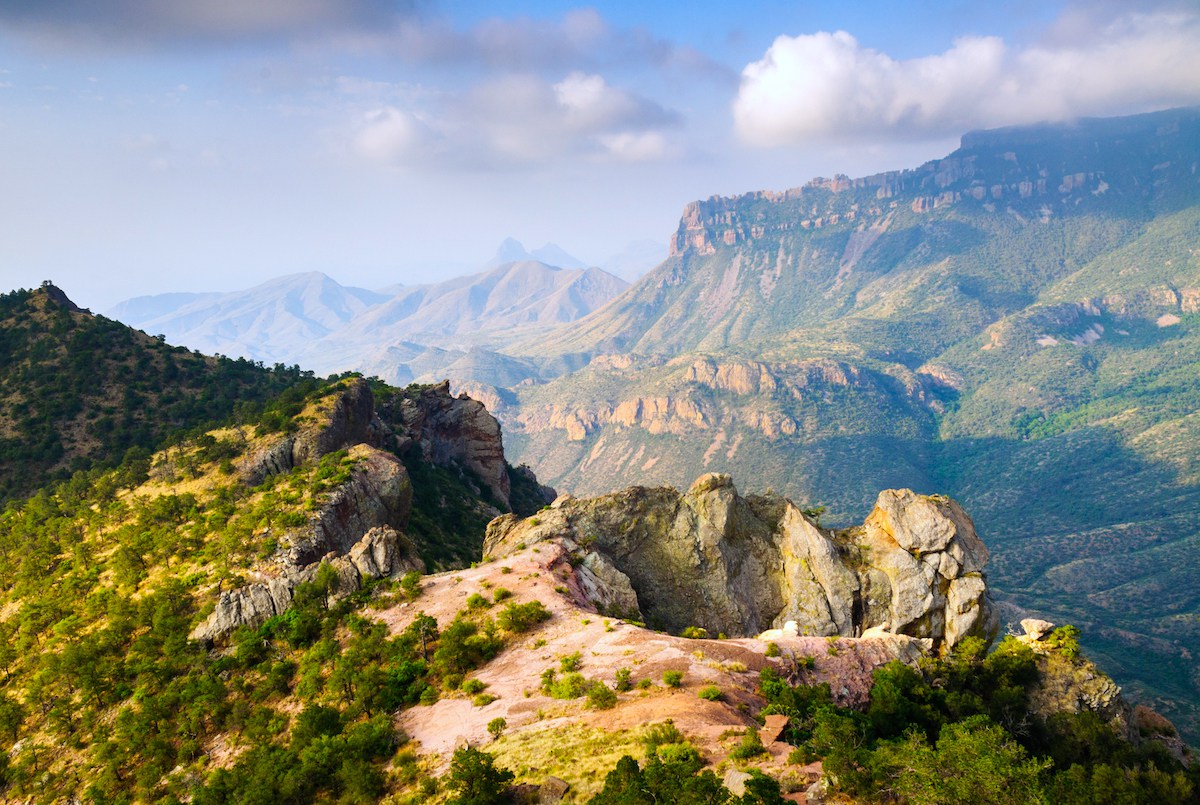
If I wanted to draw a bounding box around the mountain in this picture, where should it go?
[106,271,390,365]
[0,282,1194,802]
[485,237,588,270]
[106,263,628,384]
[298,261,628,382]
[0,283,315,503]
[495,106,1200,739]
[105,290,222,325]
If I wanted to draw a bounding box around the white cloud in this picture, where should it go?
[353,107,433,164]
[734,8,1200,146]
[599,131,672,162]
[350,71,680,169]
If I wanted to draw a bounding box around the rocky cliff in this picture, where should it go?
[193,377,528,643]
[484,473,997,653]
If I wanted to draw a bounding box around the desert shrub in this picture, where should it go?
[730,728,768,760]
[698,685,722,701]
[615,667,633,692]
[560,652,583,672]
[663,670,684,688]
[461,678,486,695]
[497,601,552,633]
[586,681,618,710]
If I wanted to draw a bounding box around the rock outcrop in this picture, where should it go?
[240,377,377,486]
[193,377,526,643]
[485,474,998,653]
[191,526,422,644]
[379,380,511,506]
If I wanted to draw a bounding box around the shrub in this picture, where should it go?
[497,601,552,633]
[560,652,583,672]
[473,693,498,707]
[698,685,722,701]
[615,667,633,692]
[548,672,588,700]
[643,720,686,753]
[492,587,513,603]
[730,728,768,760]
[663,670,684,688]
[680,626,709,639]
[487,717,507,740]
[445,747,513,805]
[587,681,618,710]
[765,642,781,658]
[466,593,490,610]
[461,678,486,695]
[400,570,422,598]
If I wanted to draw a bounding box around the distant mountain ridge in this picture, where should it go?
[106,259,629,382]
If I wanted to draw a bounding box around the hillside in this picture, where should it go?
[0,284,316,503]
[491,106,1200,740]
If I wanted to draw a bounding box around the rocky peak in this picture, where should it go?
[484,475,998,653]
[379,380,512,507]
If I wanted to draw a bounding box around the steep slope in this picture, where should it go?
[0,283,314,503]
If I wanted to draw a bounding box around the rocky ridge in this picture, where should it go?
[192,377,525,643]
[484,473,997,653]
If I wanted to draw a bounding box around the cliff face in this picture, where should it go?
[193,377,523,643]
[484,473,997,653]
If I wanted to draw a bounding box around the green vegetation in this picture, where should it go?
[0,285,324,504]
[663,670,684,687]
[753,635,1200,802]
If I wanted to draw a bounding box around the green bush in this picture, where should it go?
[497,600,552,633]
[586,682,618,710]
[663,670,684,688]
[445,747,514,805]
[615,667,633,692]
[730,728,768,760]
[560,651,583,672]
[698,685,722,702]
[461,678,486,695]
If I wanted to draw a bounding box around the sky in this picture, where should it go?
[1,0,1198,311]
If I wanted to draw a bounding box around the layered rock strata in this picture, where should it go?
[484,473,998,652]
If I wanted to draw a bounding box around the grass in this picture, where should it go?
[487,724,649,802]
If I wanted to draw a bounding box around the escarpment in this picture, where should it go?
[485,473,998,653]
[192,377,533,643]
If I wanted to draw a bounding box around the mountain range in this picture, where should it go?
[0,285,1193,803]
[101,106,1200,741]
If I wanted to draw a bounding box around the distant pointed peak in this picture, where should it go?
[492,238,530,262]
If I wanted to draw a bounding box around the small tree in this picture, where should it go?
[445,747,514,805]
[487,718,507,741]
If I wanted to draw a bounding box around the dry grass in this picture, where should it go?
[486,722,649,801]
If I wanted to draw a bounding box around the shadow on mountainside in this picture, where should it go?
[935,427,1200,743]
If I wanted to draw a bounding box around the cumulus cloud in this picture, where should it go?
[351,71,681,168]
[734,7,1200,146]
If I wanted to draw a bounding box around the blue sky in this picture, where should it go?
[1,0,1197,310]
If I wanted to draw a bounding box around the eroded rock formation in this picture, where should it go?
[193,377,522,643]
[484,473,998,653]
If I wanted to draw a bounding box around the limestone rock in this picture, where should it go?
[484,477,998,653]
[1021,618,1056,641]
